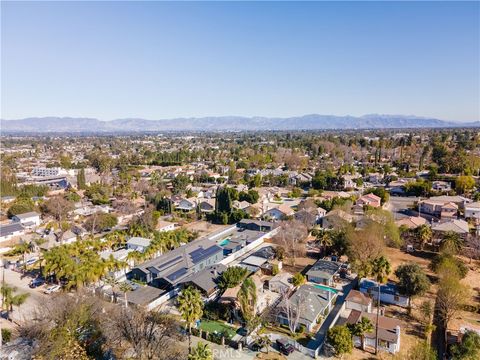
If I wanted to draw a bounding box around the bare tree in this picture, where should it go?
[102,307,185,360]
[272,220,308,266]
[464,236,480,263]
[278,287,307,334]
[42,195,74,241]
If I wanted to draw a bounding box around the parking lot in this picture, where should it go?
[2,267,48,323]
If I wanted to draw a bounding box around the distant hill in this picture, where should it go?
[1,115,478,133]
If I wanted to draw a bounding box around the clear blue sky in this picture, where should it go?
[1,1,479,121]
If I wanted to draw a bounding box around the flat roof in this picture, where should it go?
[241,255,268,267]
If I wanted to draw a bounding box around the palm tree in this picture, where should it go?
[188,341,213,360]
[238,277,257,324]
[416,224,432,250]
[177,286,204,353]
[441,231,462,254]
[104,275,119,303]
[119,281,132,308]
[1,283,29,321]
[370,255,391,355]
[350,316,374,351]
[314,230,334,255]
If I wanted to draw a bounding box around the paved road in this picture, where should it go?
[385,196,419,220]
[307,278,356,351]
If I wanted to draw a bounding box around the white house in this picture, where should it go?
[126,237,152,252]
[0,223,25,242]
[156,220,175,232]
[347,310,402,354]
[345,289,373,313]
[12,211,41,227]
[359,278,410,307]
[464,202,480,220]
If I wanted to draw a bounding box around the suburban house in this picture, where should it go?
[12,211,42,227]
[395,216,427,229]
[419,195,471,217]
[432,219,470,236]
[233,200,251,211]
[100,248,134,280]
[126,237,152,252]
[322,209,354,229]
[125,285,166,311]
[356,193,381,208]
[156,220,175,232]
[268,272,294,294]
[276,284,336,332]
[440,202,458,219]
[347,310,402,354]
[219,274,280,316]
[264,203,295,221]
[306,259,343,286]
[345,289,373,313]
[175,198,197,211]
[359,278,410,307]
[180,263,226,300]
[432,181,452,192]
[0,223,25,242]
[464,202,480,220]
[129,238,223,291]
[198,199,215,214]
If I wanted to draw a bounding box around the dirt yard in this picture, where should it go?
[181,220,230,238]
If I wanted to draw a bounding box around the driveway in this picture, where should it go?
[306,278,357,351]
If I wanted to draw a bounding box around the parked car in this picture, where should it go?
[276,338,294,355]
[236,327,248,337]
[25,258,38,266]
[44,285,61,294]
[250,341,262,351]
[29,277,45,288]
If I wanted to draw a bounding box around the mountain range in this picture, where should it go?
[1,115,479,133]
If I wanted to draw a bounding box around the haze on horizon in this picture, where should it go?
[1,1,479,122]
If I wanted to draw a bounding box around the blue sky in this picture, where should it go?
[1,1,479,121]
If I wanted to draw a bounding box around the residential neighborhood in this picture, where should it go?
[0,128,479,360]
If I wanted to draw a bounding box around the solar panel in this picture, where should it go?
[166,267,187,282]
[156,256,183,271]
[190,245,221,264]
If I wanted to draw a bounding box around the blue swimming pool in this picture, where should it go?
[313,284,339,294]
[219,239,231,246]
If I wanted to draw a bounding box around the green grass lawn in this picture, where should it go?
[198,320,237,339]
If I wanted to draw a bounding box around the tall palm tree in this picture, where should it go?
[350,316,374,351]
[104,275,119,303]
[188,341,213,360]
[441,231,462,254]
[370,255,391,355]
[119,281,132,308]
[177,286,204,353]
[238,277,257,324]
[1,283,29,321]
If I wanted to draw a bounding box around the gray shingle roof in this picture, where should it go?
[306,259,342,280]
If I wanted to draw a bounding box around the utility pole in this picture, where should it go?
[375,282,381,355]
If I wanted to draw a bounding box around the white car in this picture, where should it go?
[44,285,61,294]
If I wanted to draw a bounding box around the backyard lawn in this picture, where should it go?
[198,319,237,339]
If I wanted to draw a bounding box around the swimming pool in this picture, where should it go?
[313,284,339,294]
[219,239,231,246]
